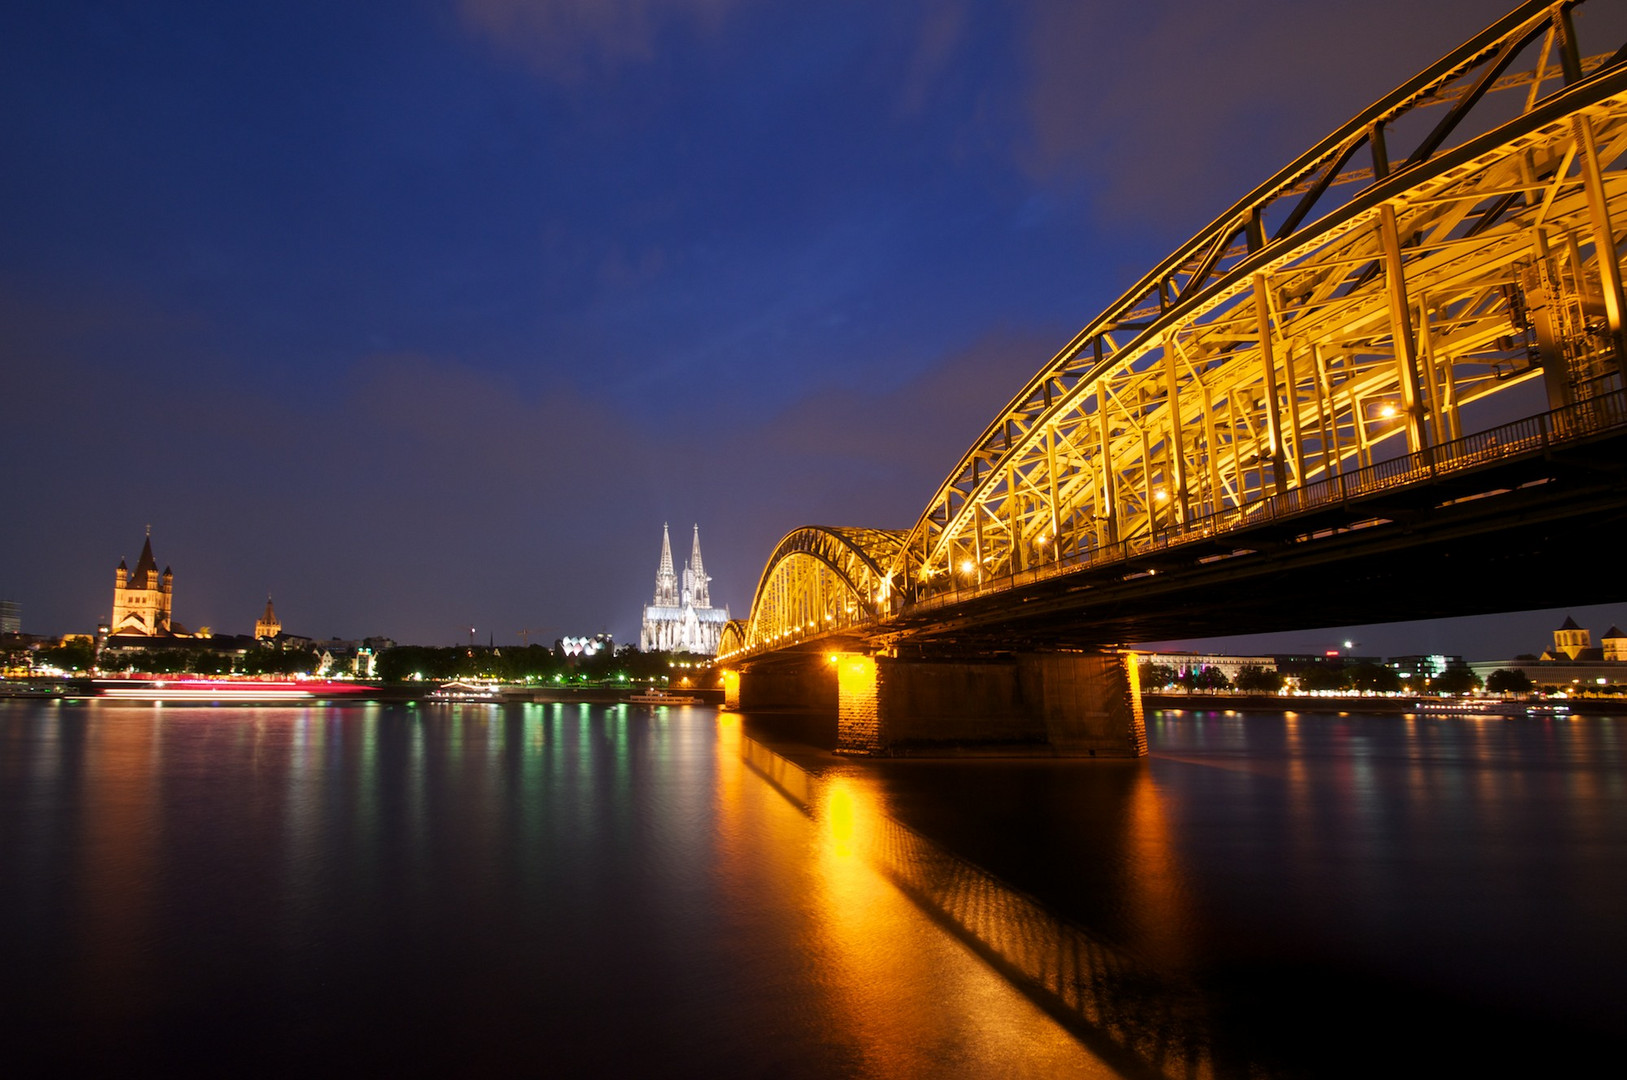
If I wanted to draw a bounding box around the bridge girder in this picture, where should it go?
[727,526,907,659]
[731,1,1627,664]
[897,0,1627,600]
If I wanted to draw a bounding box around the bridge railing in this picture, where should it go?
[907,388,1627,614]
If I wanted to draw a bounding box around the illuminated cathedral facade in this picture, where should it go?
[640,524,729,654]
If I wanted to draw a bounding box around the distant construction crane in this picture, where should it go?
[517,626,559,648]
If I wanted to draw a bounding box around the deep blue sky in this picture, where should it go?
[3,0,1621,658]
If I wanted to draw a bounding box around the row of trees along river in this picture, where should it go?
[10,640,708,684]
[1139,660,1543,695]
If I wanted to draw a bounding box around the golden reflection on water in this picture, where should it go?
[1122,768,1194,975]
[721,721,1118,1078]
[812,778,1121,1078]
[801,757,1212,1080]
[76,711,163,1026]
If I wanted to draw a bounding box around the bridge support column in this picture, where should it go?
[721,668,740,710]
[834,654,882,754]
[833,650,1147,758]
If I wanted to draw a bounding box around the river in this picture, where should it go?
[2,700,1622,1077]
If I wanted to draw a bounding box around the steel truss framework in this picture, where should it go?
[726,1,1627,664]
[730,527,906,653]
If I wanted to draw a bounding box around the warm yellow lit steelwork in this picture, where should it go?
[721,527,906,657]
[897,1,1626,596]
[729,1,1627,664]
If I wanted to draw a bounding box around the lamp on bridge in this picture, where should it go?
[960,558,980,588]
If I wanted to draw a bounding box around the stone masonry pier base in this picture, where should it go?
[731,650,1146,757]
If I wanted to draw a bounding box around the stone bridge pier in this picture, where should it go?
[727,650,1146,758]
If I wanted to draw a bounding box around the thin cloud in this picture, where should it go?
[1015,0,1519,233]
[894,0,971,118]
[458,0,747,81]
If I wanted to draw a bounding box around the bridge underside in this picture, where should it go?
[728,648,1146,759]
[882,424,1627,649]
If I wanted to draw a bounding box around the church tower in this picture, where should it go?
[1552,615,1592,660]
[1603,626,1627,662]
[110,529,174,637]
[256,595,281,641]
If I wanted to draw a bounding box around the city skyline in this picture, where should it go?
[5,7,1627,1070]
[7,523,1623,664]
[4,0,1621,654]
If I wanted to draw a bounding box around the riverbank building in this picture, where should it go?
[1469,615,1627,689]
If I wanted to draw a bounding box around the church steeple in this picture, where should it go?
[256,595,281,640]
[133,532,159,587]
[111,528,174,638]
[653,523,679,607]
[686,524,711,609]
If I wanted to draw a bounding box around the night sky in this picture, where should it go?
[4,0,1622,659]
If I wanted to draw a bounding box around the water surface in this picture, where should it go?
[829,707,1627,1076]
[5,700,1624,1077]
[0,700,1107,1077]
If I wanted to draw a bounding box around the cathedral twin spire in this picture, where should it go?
[652,523,710,609]
[641,523,726,654]
[684,524,710,609]
[654,523,680,607]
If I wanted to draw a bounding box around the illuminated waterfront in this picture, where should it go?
[2,702,1623,1077]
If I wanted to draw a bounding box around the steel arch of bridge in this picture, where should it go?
[732,527,907,655]
[717,620,748,657]
[731,1,1627,660]
[892,0,1627,600]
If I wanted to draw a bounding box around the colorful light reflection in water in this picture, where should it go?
[0,701,1116,1077]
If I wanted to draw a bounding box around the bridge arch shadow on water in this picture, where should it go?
[741,735,1218,1080]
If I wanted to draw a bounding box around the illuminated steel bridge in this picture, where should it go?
[720,1,1627,754]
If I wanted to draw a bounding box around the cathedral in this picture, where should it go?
[111,529,175,637]
[640,524,729,655]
